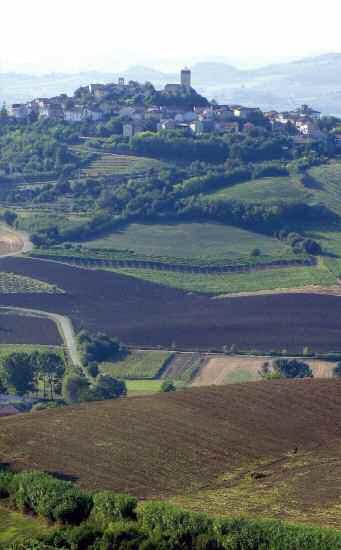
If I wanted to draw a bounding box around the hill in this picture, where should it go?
[1,380,341,526]
[5,53,341,113]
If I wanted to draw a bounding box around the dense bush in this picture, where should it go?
[0,469,15,498]
[92,490,137,526]
[160,380,176,392]
[14,471,92,524]
[77,330,124,365]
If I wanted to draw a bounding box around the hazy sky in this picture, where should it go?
[1,0,341,73]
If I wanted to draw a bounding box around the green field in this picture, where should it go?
[0,506,49,545]
[112,262,336,294]
[125,379,164,394]
[0,272,64,294]
[207,175,310,203]
[100,350,173,379]
[307,161,341,216]
[84,222,292,262]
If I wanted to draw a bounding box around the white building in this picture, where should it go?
[9,104,28,119]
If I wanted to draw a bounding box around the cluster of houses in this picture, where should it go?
[5,67,330,143]
[9,96,103,123]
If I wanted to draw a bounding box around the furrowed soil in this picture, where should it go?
[0,313,61,345]
[3,381,341,526]
[1,257,341,352]
[0,257,336,351]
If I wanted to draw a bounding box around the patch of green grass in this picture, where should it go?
[0,506,49,545]
[0,272,64,294]
[84,222,292,262]
[100,350,173,379]
[207,176,310,203]
[126,379,163,394]
[112,263,336,294]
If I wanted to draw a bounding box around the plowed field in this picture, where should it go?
[1,257,341,352]
[0,313,61,345]
[2,381,341,526]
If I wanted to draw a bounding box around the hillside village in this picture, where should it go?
[4,67,337,146]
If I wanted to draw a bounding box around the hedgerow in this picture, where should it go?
[3,470,341,549]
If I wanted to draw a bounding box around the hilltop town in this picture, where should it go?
[4,67,338,146]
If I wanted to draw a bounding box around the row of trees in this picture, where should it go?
[0,351,65,399]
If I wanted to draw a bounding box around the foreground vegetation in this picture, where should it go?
[1,468,341,549]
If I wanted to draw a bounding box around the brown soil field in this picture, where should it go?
[0,313,61,345]
[2,380,341,526]
[1,257,341,352]
[192,356,336,386]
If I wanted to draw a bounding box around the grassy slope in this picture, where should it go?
[111,262,336,294]
[207,175,310,203]
[0,506,49,546]
[3,381,341,526]
[84,222,291,262]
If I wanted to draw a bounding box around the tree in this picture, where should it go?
[258,361,281,380]
[272,358,313,379]
[160,380,176,392]
[77,331,124,365]
[333,363,341,378]
[62,375,90,403]
[90,375,126,400]
[0,353,36,396]
[3,210,17,227]
[33,352,65,400]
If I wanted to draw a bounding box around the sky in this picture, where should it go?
[1,0,341,73]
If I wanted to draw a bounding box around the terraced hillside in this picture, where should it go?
[2,380,341,526]
[73,146,165,177]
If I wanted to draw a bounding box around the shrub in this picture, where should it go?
[101,521,147,548]
[333,362,341,378]
[160,380,176,393]
[92,490,137,526]
[14,471,92,524]
[139,501,212,537]
[0,469,15,498]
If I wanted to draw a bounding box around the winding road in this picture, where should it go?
[0,226,82,369]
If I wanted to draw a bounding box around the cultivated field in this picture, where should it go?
[79,150,164,177]
[112,263,336,294]
[1,257,341,352]
[0,313,61,345]
[3,381,341,526]
[207,175,310,203]
[84,222,291,262]
[100,350,172,379]
[0,271,63,294]
[191,355,336,386]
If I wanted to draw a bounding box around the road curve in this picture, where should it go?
[0,306,82,369]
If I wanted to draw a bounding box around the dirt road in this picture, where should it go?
[0,306,82,368]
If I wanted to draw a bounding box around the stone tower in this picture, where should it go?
[181,67,191,88]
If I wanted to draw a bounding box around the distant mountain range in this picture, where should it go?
[2,53,341,116]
